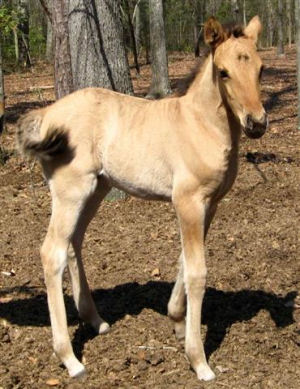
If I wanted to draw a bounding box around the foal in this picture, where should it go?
[17,16,267,381]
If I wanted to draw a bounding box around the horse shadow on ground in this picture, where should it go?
[0,281,297,362]
[262,66,296,114]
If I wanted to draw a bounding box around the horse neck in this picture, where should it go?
[183,54,241,149]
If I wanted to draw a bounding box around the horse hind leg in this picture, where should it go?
[67,178,111,334]
[41,172,103,377]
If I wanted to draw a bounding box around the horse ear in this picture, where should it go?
[204,17,225,50]
[244,16,262,44]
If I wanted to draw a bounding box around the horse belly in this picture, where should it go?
[100,159,173,201]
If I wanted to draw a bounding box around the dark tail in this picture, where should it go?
[16,110,69,160]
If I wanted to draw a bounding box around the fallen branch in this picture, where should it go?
[132,345,178,352]
[29,86,54,91]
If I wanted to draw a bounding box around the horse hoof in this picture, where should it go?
[68,362,86,378]
[196,364,216,381]
[99,321,110,334]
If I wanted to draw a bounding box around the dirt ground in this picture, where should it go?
[0,47,300,389]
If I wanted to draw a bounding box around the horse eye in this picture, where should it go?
[219,69,229,79]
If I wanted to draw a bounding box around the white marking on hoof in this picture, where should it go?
[99,321,110,334]
[67,360,86,378]
[90,317,110,334]
[196,364,216,381]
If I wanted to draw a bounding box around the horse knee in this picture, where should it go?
[184,266,207,294]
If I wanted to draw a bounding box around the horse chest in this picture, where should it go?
[212,148,239,200]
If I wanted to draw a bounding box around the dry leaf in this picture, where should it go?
[151,268,160,277]
[28,356,37,364]
[46,378,60,386]
[216,365,230,373]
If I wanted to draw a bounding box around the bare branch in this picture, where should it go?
[39,0,52,23]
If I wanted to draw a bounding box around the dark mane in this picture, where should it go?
[175,22,244,97]
[223,23,245,39]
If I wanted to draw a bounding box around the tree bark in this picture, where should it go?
[39,0,53,22]
[287,0,292,47]
[52,0,73,99]
[125,0,140,74]
[243,0,247,26]
[206,0,222,16]
[231,0,240,23]
[133,0,141,56]
[147,0,170,99]
[18,0,31,67]
[68,0,133,94]
[277,0,285,56]
[46,16,53,61]
[194,0,204,57]
[140,0,150,64]
[0,0,4,134]
[45,0,54,61]
[13,28,19,64]
[267,0,274,47]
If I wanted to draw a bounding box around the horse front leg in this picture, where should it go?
[173,190,216,381]
[168,204,217,343]
[167,252,186,340]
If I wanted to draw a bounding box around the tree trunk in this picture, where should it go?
[39,0,53,21]
[39,0,53,61]
[13,28,19,64]
[18,0,31,67]
[0,0,4,134]
[243,0,247,26]
[287,0,292,47]
[194,0,204,57]
[133,0,141,56]
[140,0,150,64]
[277,0,285,56]
[125,0,140,74]
[68,0,133,94]
[147,0,170,99]
[267,0,274,47]
[46,17,53,61]
[45,0,54,61]
[52,0,73,99]
[296,0,300,129]
[231,0,240,23]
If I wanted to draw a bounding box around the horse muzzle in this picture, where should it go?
[243,113,268,139]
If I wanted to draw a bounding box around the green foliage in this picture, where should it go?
[0,4,24,66]
[216,2,232,22]
[164,0,195,51]
[29,26,46,58]
[0,2,47,67]
[0,5,20,36]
